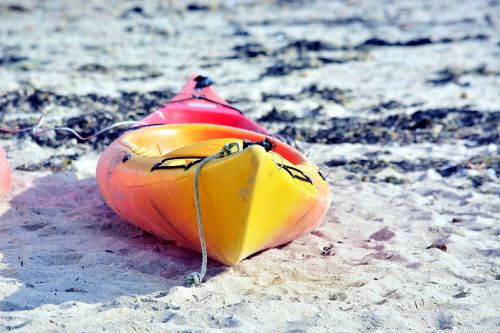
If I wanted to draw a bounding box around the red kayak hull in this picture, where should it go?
[140,75,269,134]
[0,146,11,192]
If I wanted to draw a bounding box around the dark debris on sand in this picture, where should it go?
[0,55,29,67]
[275,108,499,146]
[0,88,174,150]
[280,39,337,53]
[427,242,447,252]
[257,105,499,184]
[258,107,298,122]
[186,3,210,11]
[120,6,149,19]
[261,58,323,78]
[261,84,349,105]
[261,55,362,77]
[230,43,269,59]
[352,34,489,50]
[427,65,500,87]
[245,16,371,28]
[15,154,80,172]
[325,155,499,180]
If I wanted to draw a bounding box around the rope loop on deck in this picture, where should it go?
[186,142,241,287]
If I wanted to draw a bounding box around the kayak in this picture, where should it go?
[0,146,11,192]
[96,124,330,265]
[140,74,269,134]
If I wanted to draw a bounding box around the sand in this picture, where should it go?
[0,0,499,332]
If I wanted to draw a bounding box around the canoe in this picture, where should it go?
[96,124,330,265]
[140,75,269,134]
[0,146,11,192]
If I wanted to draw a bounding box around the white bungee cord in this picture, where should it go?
[0,114,145,141]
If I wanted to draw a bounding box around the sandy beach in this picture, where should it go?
[1,0,499,331]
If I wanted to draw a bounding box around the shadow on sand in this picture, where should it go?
[0,172,225,311]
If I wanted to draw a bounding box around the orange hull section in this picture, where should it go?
[96,124,330,265]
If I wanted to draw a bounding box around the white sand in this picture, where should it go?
[1,0,499,332]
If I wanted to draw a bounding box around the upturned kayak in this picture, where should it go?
[140,75,269,134]
[0,146,11,192]
[96,124,330,265]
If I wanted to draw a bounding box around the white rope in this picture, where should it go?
[269,151,284,172]
[186,142,241,287]
[318,166,332,179]
[0,114,145,141]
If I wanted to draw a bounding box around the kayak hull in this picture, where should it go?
[96,124,330,265]
[140,74,269,134]
[0,146,11,193]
